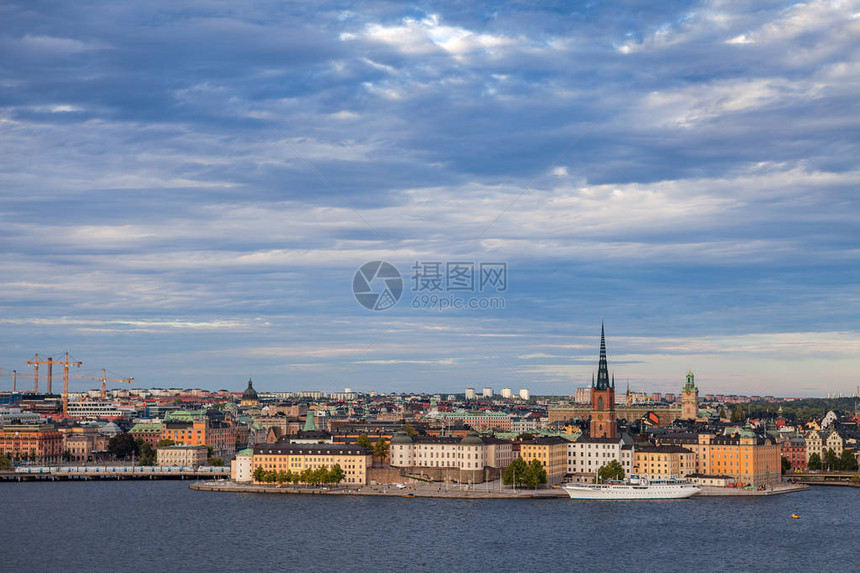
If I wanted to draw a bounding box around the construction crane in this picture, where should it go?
[69,368,134,400]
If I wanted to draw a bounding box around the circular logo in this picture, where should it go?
[353,261,403,311]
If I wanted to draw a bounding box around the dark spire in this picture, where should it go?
[595,322,610,390]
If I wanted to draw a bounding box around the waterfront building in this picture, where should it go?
[633,445,696,479]
[157,444,209,467]
[680,371,699,420]
[781,436,807,470]
[231,448,253,482]
[708,434,781,487]
[240,379,259,408]
[389,431,493,482]
[520,436,569,485]
[252,443,371,485]
[0,424,63,464]
[590,323,617,439]
[567,435,634,478]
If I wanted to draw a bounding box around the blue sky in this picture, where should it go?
[1,1,858,397]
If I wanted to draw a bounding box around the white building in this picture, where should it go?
[500,388,513,399]
[465,388,477,400]
[231,449,253,482]
[519,389,530,401]
[482,387,493,398]
[0,407,42,426]
[157,445,209,467]
[574,387,591,404]
[567,436,635,478]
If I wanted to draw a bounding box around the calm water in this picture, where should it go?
[1,480,857,572]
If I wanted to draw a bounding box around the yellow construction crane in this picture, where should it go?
[25,353,82,414]
[69,368,134,400]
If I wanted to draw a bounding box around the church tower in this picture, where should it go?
[680,370,698,420]
[590,323,617,439]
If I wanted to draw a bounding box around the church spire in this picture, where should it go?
[595,322,610,390]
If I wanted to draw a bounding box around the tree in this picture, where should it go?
[522,459,547,488]
[516,433,535,442]
[329,463,346,484]
[840,449,858,471]
[373,437,390,462]
[208,457,224,467]
[108,433,138,460]
[730,406,744,423]
[718,408,728,420]
[157,438,176,448]
[402,424,418,438]
[356,433,372,449]
[597,460,625,483]
[808,452,822,471]
[0,453,11,470]
[824,448,839,471]
[136,439,156,466]
[62,450,72,462]
[502,457,529,488]
[253,465,265,482]
[781,456,791,474]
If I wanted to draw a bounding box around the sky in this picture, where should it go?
[1,0,859,397]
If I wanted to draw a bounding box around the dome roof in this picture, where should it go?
[390,431,413,445]
[242,378,258,400]
[460,430,483,446]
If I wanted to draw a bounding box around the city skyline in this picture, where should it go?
[2,1,859,396]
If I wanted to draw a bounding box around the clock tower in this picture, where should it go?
[590,323,617,439]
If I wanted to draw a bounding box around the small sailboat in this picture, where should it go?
[791,514,801,519]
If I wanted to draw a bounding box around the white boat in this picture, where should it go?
[563,475,700,500]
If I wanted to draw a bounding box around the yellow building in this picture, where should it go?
[634,445,696,479]
[519,436,569,485]
[656,432,781,488]
[252,443,371,485]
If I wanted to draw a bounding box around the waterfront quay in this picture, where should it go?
[1,465,229,481]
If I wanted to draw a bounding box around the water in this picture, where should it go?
[1,481,857,572]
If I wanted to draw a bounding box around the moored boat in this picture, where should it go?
[563,475,700,500]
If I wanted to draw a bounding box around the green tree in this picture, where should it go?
[516,433,535,442]
[253,465,265,482]
[730,406,744,423]
[808,452,822,471]
[402,424,418,438]
[597,460,626,483]
[136,439,156,466]
[157,438,176,448]
[718,408,728,420]
[0,453,11,470]
[781,456,791,473]
[356,433,372,449]
[373,437,390,462]
[108,433,138,460]
[207,457,224,467]
[300,468,313,484]
[840,449,858,471]
[329,463,346,484]
[502,457,529,488]
[824,448,839,471]
[522,459,547,488]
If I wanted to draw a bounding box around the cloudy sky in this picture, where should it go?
[1,0,858,397]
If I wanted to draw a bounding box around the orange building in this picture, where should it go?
[161,418,235,460]
[0,424,63,464]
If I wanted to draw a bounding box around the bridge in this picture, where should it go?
[1,465,230,481]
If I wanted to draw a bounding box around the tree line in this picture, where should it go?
[502,457,547,488]
[252,464,346,485]
[807,449,859,471]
